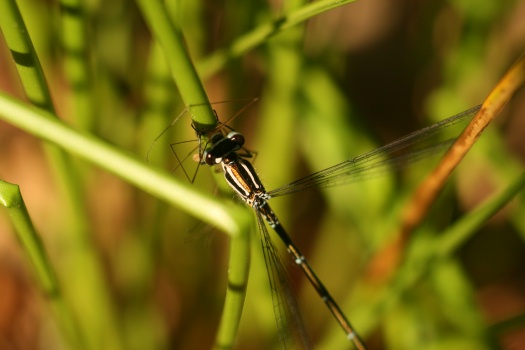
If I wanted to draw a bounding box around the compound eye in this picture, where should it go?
[204,151,218,166]
[227,132,245,147]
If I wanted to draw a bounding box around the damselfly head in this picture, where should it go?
[202,131,250,166]
[148,98,259,183]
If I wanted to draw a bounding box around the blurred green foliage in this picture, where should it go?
[0,0,524,349]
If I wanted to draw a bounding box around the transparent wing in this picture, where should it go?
[268,105,481,198]
[255,210,313,350]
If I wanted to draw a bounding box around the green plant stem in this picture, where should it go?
[0,0,53,110]
[0,1,85,203]
[0,180,82,349]
[214,228,251,349]
[0,2,126,349]
[0,0,87,251]
[197,0,358,78]
[0,93,250,234]
[135,2,254,346]
[138,42,179,160]
[435,171,525,257]
[0,91,253,349]
[135,0,217,133]
[59,0,94,130]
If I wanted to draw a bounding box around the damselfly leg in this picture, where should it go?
[148,99,259,183]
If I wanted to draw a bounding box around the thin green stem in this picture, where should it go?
[214,231,251,349]
[360,171,525,345]
[435,171,525,257]
[0,0,89,251]
[0,0,53,110]
[0,2,125,349]
[197,0,358,78]
[0,180,83,349]
[59,0,94,130]
[139,42,179,164]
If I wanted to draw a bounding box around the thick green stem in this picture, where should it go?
[136,0,217,133]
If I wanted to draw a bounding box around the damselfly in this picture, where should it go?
[203,131,367,349]
[192,104,482,349]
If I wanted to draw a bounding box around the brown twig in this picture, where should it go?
[366,55,525,283]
